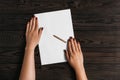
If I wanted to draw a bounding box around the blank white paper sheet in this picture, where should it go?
[34,9,74,65]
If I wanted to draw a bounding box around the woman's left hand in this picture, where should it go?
[25,16,43,50]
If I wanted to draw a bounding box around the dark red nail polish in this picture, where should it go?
[70,36,72,39]
[41,27,43,30]
[64,50,66,53]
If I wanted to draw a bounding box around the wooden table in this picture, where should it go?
[0,0,120,80]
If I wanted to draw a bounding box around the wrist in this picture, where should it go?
[74,64,88,80]
[25,46,35,55]
[25,46,35,51]
[74,64,85,72]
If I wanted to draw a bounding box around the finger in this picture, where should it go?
[26,22,29,35]
[67,38,73,56]
[71,38,76,53]
[29,17,33,31]
[77,42,83,57]
[73,38,79,52]
[38,28,43,40]
[35,17,38,30]
[67,39,70,53]
[31,17,36,31]
[77,42,82,52]
[64,50,70,60]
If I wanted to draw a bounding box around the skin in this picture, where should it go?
[19,17,43,80]
[64,38,88,80]
[19,16,87,80]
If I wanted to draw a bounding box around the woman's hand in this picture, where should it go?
[64,37,84,71]
[25,16,43,50]
[19,16,43,80]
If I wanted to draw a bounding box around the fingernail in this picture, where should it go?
[64,50,66,53]
[41,27,43,30]
[69,36,72,39]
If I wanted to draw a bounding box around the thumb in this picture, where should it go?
[38,27,43,39]
[64,50,69,61]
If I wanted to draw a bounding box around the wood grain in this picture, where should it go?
[0,0,120,80]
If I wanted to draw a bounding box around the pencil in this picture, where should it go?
[53,35,67,43]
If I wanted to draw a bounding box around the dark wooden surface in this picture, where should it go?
[0,0,120,80]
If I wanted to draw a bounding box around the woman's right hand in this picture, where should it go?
[64,37,84,71]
